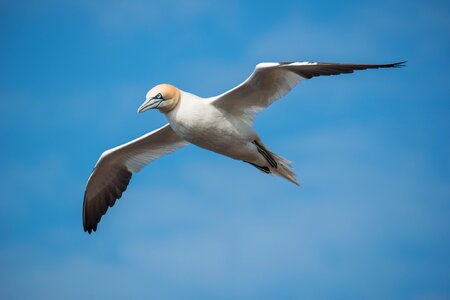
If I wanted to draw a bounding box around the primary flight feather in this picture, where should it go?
[83,61,404,233]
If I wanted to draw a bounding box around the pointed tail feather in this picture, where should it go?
[270,152,300,186]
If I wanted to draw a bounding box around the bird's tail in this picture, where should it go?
[269,152,300,186]
[247,139,300,186]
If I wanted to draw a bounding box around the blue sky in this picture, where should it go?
[1,0,449,299]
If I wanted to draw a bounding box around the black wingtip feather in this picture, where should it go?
[392,61,407,67]
[284,61,406,80]
[83,168,132,234]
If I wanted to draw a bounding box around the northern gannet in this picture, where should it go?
[83,61,404,233]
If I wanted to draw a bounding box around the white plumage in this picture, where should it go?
[83,60,404,233]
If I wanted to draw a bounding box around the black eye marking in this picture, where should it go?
[151,93,166,101]
[154,93,165,100]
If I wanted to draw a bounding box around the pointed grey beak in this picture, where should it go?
[137,98,162,113]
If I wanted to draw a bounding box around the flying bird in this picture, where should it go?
[83,61,404,233]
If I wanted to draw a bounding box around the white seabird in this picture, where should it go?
[83,61,404,233]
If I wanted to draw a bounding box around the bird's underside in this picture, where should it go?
[83,60,405,233]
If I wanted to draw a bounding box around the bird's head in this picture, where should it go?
[138,84,181,114]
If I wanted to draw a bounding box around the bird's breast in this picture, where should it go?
[166,101,255,157]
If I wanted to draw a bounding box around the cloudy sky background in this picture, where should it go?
[1,0,449,299]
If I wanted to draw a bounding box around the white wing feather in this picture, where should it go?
[212,61,404,123]
[83,123,188,233]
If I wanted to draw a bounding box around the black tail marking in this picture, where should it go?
[244,161,271,174]
[253,140,278,168]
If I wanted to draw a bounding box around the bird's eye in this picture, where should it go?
[155,93,163,99]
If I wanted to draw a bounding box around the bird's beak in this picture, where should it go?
[137,98,162,113]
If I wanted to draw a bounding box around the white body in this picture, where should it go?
[166,91,263,165]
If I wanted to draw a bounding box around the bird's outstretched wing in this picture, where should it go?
[83,124,188,233]
[212,61,405,123]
